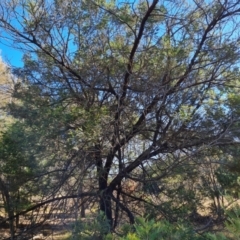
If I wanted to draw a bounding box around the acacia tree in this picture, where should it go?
[0,0,240,233]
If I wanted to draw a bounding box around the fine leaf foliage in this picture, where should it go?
[0,0,240,238]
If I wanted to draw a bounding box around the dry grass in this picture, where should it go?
[52,232,71,240]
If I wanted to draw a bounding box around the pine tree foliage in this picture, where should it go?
[0,0,240,237]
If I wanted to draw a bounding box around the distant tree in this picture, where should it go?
[0,57,15,130]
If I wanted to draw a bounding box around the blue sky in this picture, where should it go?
[0,43,23,67]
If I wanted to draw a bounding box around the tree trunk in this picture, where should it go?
[99,189,113,229]
[0,178,15,239]
[98,171,113,231]
[8,209,15,240]
[80,200,86,218]
[95,147,113,231]
[15,190,20,228]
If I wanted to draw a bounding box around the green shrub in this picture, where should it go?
[119,217,205,240]
[70,211,111,240]
[69,210,240,240]
[224,205,240,240]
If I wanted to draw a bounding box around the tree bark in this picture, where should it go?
[0,178,15,240]
[95,146,113,230]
